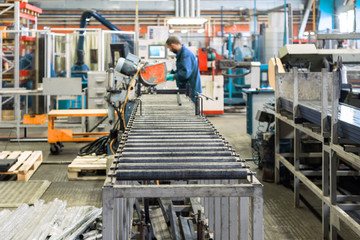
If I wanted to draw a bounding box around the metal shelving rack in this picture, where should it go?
[274,68,360,239]
[0,2,48,138]
[0,1,42,86]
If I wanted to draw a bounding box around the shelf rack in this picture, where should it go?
[274,68,360,239]
[0,2,47,138]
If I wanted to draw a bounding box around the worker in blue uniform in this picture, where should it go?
[165,36,202,102]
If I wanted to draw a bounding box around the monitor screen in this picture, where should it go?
[148,45,167,59]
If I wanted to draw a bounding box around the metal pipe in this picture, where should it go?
[177,92,182,106]
[180,0,184,17]
[190,0,195,17]
[168,205,180,240]
[158,199,171,226]
[252,3,291,16]
[66,208,102,240]
[79,230,98,239]
[221,6,224,55]
[51,208,101,240]
[175,0,179,17]
[195,95,200,115]
[84,233,102,240]
[116,169,249,180]
[179,216,193,239]
[196,0,200,17]
[298,0,314,39]
[185,0,190,17]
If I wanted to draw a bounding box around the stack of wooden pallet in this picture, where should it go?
[68,155,108,180]
[0,151,43,181]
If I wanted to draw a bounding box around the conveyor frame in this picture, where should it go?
[102,94,264,240]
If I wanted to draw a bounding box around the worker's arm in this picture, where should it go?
[174,54,192,81]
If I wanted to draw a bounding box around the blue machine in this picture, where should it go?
[224,34,253,105]
[223,34,269,106]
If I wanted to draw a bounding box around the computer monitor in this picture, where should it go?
[148,45,167,59]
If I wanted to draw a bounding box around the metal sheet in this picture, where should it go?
[280,97,360,144]
[0,180,50,207]
[43,78,82,95]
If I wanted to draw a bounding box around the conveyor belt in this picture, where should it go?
[115,94,248,181]
[279,97,360,143]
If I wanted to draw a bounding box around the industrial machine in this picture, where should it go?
[105,52,166,125]
[197,47,225,114]
[75,53,166,155]
[67,10,134,112]
[274,44,360,108]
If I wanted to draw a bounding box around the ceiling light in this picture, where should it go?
[167,17,208,25]
[197,29,205,33]
[181,29,188,33]
[169,29,175,33]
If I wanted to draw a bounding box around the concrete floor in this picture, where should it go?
[0,112,352,239]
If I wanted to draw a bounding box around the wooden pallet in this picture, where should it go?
[68,155,107,180]
[0,151,43,181]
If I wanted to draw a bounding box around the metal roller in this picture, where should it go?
[121,147,229,152]
[117,163,245,170]
[116,169,249,181]
[115,156,239,163]
[114,93,250,183]
[120,151,233,157]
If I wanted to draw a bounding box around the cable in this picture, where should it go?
[122,64,145,130]
[78,64,144,156]
[110,138,116,155]
[78,135,109,156]
[78,105,123,156]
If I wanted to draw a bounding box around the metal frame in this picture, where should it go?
[50,28,103,72]
[100,30,137,71]
[103,179,263,240]
[274,68,360,239]
[0,29,52,138]
[102,94,264,240]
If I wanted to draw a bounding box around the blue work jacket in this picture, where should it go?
[174,45,202,101]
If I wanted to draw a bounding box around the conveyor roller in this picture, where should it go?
[115,94,249,181]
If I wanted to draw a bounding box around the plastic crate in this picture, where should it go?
[23,114,47,125]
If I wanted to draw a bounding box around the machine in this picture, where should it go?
[275,44,360,108]
[197,47,225,114]
[71,10,134,87]
[78,53,167,155]
[105,52,166,125]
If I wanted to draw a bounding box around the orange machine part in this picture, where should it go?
[198,48,223,75]
[198,48,208,71]
[139,63,167,86]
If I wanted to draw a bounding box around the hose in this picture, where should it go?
[122,63,145,130]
